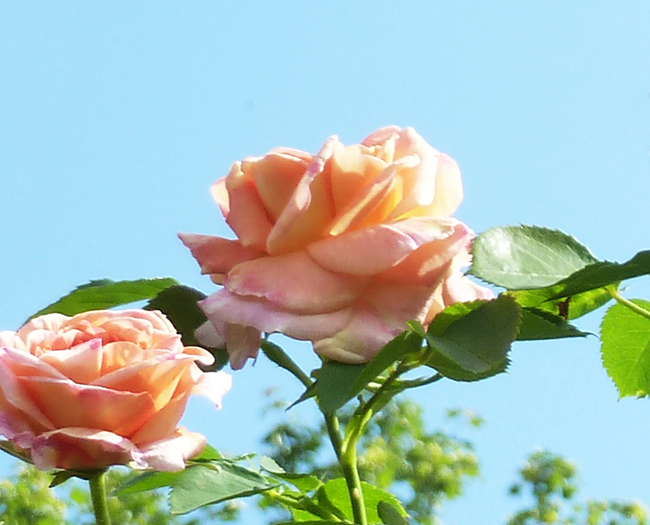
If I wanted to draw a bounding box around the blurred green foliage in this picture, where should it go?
[0,402,646,525]
[261,391,482,525]
[508,450,647,525]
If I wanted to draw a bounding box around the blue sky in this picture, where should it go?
[1,2,650,523]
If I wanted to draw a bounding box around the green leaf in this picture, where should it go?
[275,522,352,525]
[115,470,182,495]
[544,250,650,299]
[315,330,423,414]
[601,299,650,398]
[146,285,229,370]
[30,278,179,319]
[516,308,588,341]
[49,471,77,488]
[425,296,520,381]
[169,462,275,514]
[510,286,613,320]
[315,485,351,521]
[508,250,650,319]
[314,478,408,525]
[258,456,322,492]
[189,444,223,462]
[261,339,312,387]
[470,225,598,289]
[315,362,366,414]
[378,500,410,525]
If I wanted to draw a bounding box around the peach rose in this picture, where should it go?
[0,309,232,472]
[180,126,492,369]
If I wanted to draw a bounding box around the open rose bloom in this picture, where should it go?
[181,126,493,369]
[0,310,231,472]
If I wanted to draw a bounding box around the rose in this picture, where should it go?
[0,309,231,472]
[180,126,492,369]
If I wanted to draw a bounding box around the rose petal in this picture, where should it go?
[313,281,435,363]
[442,270,495,305]
[327,159,409,236]
[0,331,27,351]
[379,220,472,286]
[128,394,190,445]
[361,125,402,149]
[39,338,103,384]
[195,321,260,370]
[250,151,311,220]
[17,313,69,339]
[136,428,206,472]
[31,428,139,470]
[200,289,352,343]
[308,217,458,275]
[0,357,54,432]
[266,137,337,255]
[223,324,261,370]
[225,251,366,314]
[191,370,233,408]
[329,142,387,215]
[220,162,274,249]
[93,348,192,409]
[21,377,156,437]
[428,153,464,217]
[178,233,264,283]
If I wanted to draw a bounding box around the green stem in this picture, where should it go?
[340,443,367,525]
[89,470,111,525]
[396,372,443,390]
[610,288,650,321]
[324,412,344,462]
[266,489,342,521]
[338,365,409,525]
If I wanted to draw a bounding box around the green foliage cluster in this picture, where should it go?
[0,463,67,525]
[0,464,229,525]
[471,226,650,398]
[508,450,647,525]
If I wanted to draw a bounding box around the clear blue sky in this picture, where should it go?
[1,2,650,523]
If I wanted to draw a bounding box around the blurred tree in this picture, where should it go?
[507,449,647,525]
[0,464,231,525]
[0,463,67,525]
[261,391,482,525]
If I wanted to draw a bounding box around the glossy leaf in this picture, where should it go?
[169,462,275,514]
[314,478,408,524]
[510,286,613,320]
[315,330,423,413]
[508,250,650,317]
[601,300,650,398]
[315,362,366,414]
[260,456,322,492]
[470,225,598,289]
[425,296,520,381]
[29,277,178,319]
[115,470,182,495]
[516,308,588,341]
